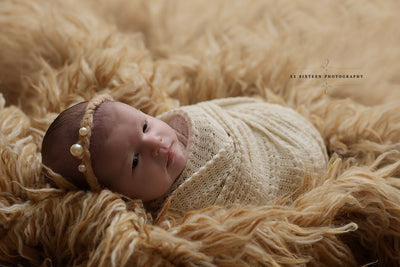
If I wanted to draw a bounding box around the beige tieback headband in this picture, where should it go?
[69,94,114,191]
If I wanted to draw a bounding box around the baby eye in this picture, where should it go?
[132,155,139,169]
[142,121,148,133]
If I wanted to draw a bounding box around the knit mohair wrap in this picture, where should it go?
[155,97,328,213]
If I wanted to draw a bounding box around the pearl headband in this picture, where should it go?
[69,94,114,191]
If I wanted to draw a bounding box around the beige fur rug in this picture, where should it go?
[1,0,400,266]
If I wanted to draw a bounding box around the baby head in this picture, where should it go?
[41,95,186,202]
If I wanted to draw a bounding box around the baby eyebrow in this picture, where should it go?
[113,139,131,178]
[120,154,128,174]
[113,151,131,180]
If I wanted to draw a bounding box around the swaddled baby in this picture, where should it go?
[42,95,328,214]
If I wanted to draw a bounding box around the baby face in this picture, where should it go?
[93,102,186,202]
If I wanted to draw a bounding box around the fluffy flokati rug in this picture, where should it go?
[1,0,400,266]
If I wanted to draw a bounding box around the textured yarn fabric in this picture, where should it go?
[150,97,328,213]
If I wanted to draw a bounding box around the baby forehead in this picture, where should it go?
[93,101,142,135]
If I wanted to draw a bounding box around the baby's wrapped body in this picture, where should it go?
[149,97,328,213]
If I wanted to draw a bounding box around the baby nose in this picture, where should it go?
[144,135,162,156]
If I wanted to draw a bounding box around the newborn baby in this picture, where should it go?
[42,94,328,213]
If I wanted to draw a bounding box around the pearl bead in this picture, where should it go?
[78,164,87,173]
[70,143,83,157]
[79,127,88,136]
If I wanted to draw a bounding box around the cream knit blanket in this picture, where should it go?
[151,97,328,213]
